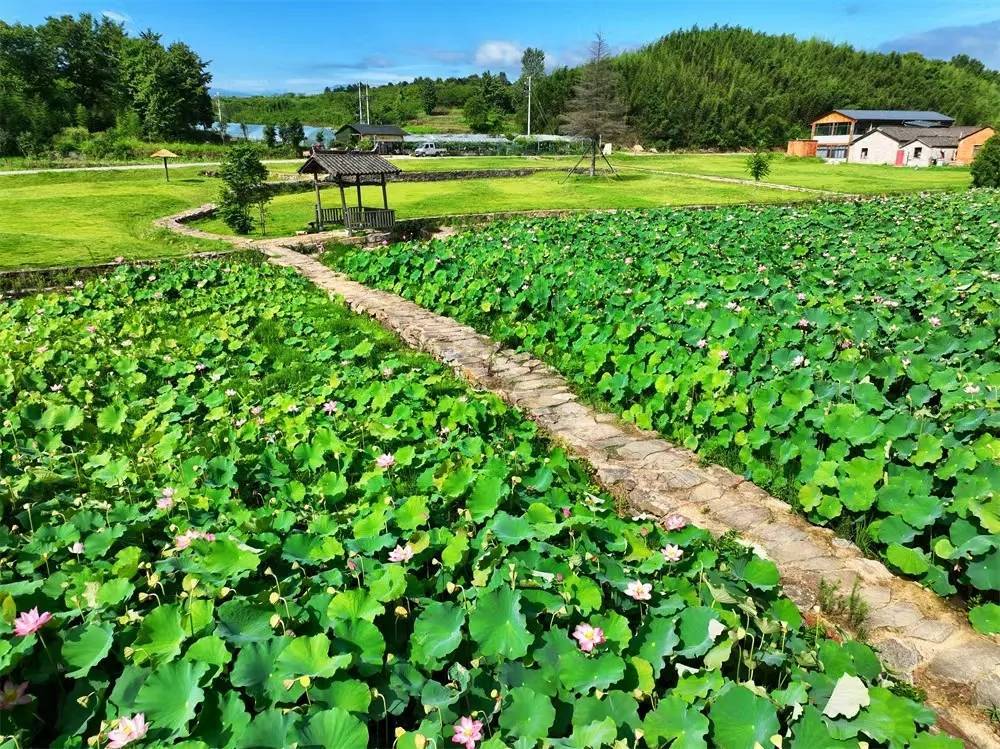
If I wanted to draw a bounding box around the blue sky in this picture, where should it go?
[2,0,998,94]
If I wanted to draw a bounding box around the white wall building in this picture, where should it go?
[849,125,993,166]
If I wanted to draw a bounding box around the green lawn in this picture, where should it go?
[0,167,222,269]
[195,170,815,237]
[0,152,975,269]
[614,153,972,193]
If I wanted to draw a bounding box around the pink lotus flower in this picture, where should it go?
[695,301,708,310]
[661,544,683,562]
[839,339,853,350]
[696,339,707,349]
[796,318,810,329]
[792,355,809,368]
[562,507,572,518]
[0,681,32,710]
[107,714,149,748]
[13,608,52,637]
[965,384,980,395]
[86,325,97,333]
[50,384,63,392]
[157,487,175,510]
[928,316,942,327]
[796,292,807,301]
[376,453,396,469]
[388,544,413,563]
[69,541,85,555]
[225,388,237,397]
[625,580,652,601]
[452,716,484,749]
[572,623,606,653]
[323,400,338,414]
[174,530,215,550]
[663,513,687,531]
[718,350,729,361]
[250,405,263,415]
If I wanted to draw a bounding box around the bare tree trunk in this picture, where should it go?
[590,139,597,177]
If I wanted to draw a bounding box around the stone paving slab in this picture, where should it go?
[257,242,999,746]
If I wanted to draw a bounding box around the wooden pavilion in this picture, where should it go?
[298,150,401,233]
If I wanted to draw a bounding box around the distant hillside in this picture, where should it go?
[619,26,1000,148]
[221,26,1000,150]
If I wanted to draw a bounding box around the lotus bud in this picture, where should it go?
[124,646,134,659]
[386,653,396,664]
[326,586,336,594]
[264,567,273,576]
[148,573,160,586]
[298,675,311,688]
[632,688,643,699]
[269,592,281,605]
[394,605,408,618]
[138,592,149,602]
[446,582,456,594]
[394,728,405,739]
[270,614,282,628]
[291,561,300,570]
[471,658,480,668]
[87,735,100,747]
[220,586,233,598]
[490,689,499,699]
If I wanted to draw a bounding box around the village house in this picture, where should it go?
[848,125,995,166]
[334,123,408,154]
[806,109,955,160]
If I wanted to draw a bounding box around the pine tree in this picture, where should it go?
[560,34,627,175]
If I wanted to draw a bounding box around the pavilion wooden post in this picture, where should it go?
[338,179,351,233]
[355,175,363,211]
[380,173,388,209]
[313,174,324,230]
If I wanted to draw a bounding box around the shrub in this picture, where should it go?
[970,134,1000,188]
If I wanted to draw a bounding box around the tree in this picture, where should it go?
[970,135,1000,188]
[263,123,277,148]
[520,48,545,83]
[279,120,305,154]
[119,32,212,139]
[463,72,513,133]
[217,142,271,235]
[560,34,627,175]
[745,149,772,181]
[419,79,438,114]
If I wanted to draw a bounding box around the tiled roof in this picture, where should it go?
[298,150,402,177]
[835,109,953,123]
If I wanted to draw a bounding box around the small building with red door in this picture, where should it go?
[847,125,995,166]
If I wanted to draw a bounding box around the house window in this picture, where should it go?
[832,122,850,136]
[913,146,923,158]
[860,147,869,159]
[814,123,833,136]
[813,122,851,136]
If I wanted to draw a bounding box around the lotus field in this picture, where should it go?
[332,191,1000,632]
[0,260,959,747]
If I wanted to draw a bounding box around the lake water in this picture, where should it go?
[208,122,580,144]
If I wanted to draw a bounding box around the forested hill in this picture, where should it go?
[618,26,1000,149]
[221,26,1000,150]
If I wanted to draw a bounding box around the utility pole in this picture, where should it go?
[358,82,363,122]
[526,75,532,137]
[216,95,228,143]
[365,85,370,125]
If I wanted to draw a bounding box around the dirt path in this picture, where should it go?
[256,240,999,747]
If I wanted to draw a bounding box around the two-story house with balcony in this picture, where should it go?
[809,109,954,160]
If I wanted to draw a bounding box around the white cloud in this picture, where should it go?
[474,40,523,68]
[101,10,131,24]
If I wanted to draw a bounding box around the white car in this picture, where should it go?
[413,142,446,157]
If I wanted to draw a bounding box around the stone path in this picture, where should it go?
[258,242,1000,747]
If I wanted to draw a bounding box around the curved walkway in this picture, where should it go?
[256,241,999,747]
